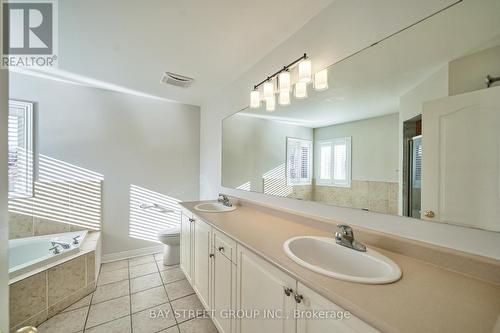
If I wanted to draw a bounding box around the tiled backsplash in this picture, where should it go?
[8,212,88,239]
[314,180,399,215]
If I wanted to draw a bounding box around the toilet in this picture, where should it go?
[157,226,181,266]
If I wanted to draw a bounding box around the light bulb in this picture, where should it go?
[314,69,328,91]
[294,81,308,99]
[266,95,276,112]
[263,81,274,99]
[278,71,291,92]
[298,59,312,83]
[279,90,290,105]
[250,90,260,108]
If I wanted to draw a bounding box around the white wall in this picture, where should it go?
[449,45,500,95]
[9,73,200,255]
[0,3,9,329]
[0,60,9,333]
[200,0,500,259]
[222,114,312,191]
[314,114,399,182]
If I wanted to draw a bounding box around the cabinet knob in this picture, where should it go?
[209,253,214,258]
[218,246,225,252]
[424,210,435,218]
[294,293,303,303]
[283,287,293,297]
[189,218,195,222]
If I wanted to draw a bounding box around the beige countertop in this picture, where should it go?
[180,200,500,333]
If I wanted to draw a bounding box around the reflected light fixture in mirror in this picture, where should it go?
[314,69,328,91]
[266,95,276,111]
[250,90,260,108]
[278,71,291,92]
[298,59,312,83]
[263,81,274,99]
[279,90,291,105]
[295,81,308,99]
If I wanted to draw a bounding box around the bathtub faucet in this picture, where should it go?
[51,241,71,249]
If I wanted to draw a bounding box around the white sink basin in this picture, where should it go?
[283,236,401,284]
[194,202,237,213]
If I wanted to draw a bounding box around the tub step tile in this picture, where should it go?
[84,315,131,333]
[92,279,129,304]
[96,267,128,286]
[130,272,162,294]
[86,295,130,328]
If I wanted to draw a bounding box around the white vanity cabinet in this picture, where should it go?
[193,218,212,310]
[182,210,377,333]
[212,230,237,333]
[236,245,296,333]
[295,283,379,333]
[180,209,193,282]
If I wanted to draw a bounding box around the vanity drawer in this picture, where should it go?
[213,229,236,263]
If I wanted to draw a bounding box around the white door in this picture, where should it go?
[421,86,500,231]
[296,283,378,333]
[193,218,212,310]
[237,246,296,333]
[180,211,193,282]
[212,246,236,333]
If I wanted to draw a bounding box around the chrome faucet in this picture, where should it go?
[218,193,232,207]
[334,224,366,252]
[51,241,71,249]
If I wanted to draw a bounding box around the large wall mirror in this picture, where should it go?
[222,1,500,232]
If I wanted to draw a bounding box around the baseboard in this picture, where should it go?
[101,245,164,263]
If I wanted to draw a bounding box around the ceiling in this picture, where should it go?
[240,0,500,128]
[55,0,335,105]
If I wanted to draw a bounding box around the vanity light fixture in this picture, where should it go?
[298,59,312,83]
[266,95,276,112]
[279,90,291,105]
[278,71,291,92]
[263,81,274,99]
[250,90,260,108]
[314,69,328,91]
[249,53,327,110]
[295,81,308,99]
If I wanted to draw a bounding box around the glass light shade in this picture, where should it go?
[263,81,274,99]
[298,59,312,83]
[314,69,328,91]
[278,71,291,92]
[250,90,260,108]
[279,90,290,105]
[294,81,308,99]
[266,96,276,112]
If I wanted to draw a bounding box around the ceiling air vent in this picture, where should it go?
[161,72,194,88]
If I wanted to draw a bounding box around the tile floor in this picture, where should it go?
[37,253,218,333]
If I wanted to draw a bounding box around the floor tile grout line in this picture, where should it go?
[82,285,96,332]
[156,257,181,327]
[83,313,131,331]
[128,258,133,333]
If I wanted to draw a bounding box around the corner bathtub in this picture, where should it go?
[9,230,88,279]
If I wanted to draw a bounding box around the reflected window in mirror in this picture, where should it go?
[317,137,352,188]
[8,100,34,199]
[286,138,312,186]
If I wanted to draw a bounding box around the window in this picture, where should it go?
[8,100,34,198]
[317,137,351,187]
[286,138,312,185]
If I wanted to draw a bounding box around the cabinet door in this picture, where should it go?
[193,218,212,310]
[180,211,193,282]
[212,247,236,333]
[237,246,296,333]
[296,283,379,333]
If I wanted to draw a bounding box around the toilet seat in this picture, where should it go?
[158,226,180,237]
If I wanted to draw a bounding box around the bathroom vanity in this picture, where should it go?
[179,200,500,333]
